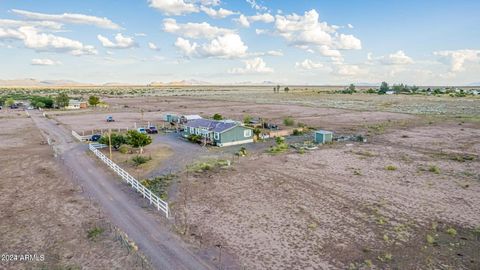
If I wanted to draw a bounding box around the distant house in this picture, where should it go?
[183,118,253,147]
[66,99,87,110]
[180,114,202,123]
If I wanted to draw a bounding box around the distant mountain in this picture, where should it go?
[0,78,90,87]
[149,79,211,86]
[467,82,480,86]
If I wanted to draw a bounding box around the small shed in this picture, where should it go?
[314,130,333,144]
[163,113,179,123]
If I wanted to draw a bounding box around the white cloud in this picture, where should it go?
[249,13,274,23]
[200,6,237,18]
[295,59,323,70]
[163,18,233,39]
[97,33,136,49]
[0,19,63,30]
[135,32,147,37]
[274,9,362,59]
[0,26,97,55]
[148,0,199,15]
[229,57,273,74]
[174,33,247,58]
[347,23,354,29]
[434,49,480,72]
[266,50,283,56]
[31,58,61,66]
[334,64,361,76]
[336,34,361,50]
[234,14,250,28]
[148,42,159,50]
[246,0,268,11]
[11,9,121,30]
[380,50,414,65]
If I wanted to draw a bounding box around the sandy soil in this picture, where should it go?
[0,110,143,269]
[175,122,480,269]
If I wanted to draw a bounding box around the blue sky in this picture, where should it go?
[0,0,479,85]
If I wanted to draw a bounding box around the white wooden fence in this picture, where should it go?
[72,130,91,142]
[89,143,170,218]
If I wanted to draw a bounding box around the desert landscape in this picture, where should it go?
[2,86,479,269]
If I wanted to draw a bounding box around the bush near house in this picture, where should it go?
[283,117,295,126]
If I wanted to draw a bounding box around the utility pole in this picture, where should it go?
[108,128,112,160]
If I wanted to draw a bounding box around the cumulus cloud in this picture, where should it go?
[334,64,361,76]
[249,13,274,23]
[200,6,237,18]
[31,58,61,66]
[295,59,323,70]
[148,42,159,50]
[229,57,273,74]
[97,33,137,49]
[434,49,480,72]
[274,9,361,59]
[0,26,97,55]
[234,14,250,28]
[174,33,247,58]
[347,23,354,29]
[11,9,121,30]
[163,18,233,39]
[148,0,199,15]
[380,50,414,65]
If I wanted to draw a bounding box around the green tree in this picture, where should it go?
[35,102,46,108]
[5,97,15,107]
[99,133,126,150]
[56,93,69,108]
[88,95,100,107]
[379,81,389,94]
[253,127,261,140]
[212,113,223,120]
[348,84,356,92]
[284,87,290,93]
[243,115,252,124]
[126,130,152,154]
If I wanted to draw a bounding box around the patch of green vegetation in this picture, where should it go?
[141,174,175,200]
[268,137,289,154]
[283,117,295,126]
[118,144,129,154]
[426,234,436,245]
[377,252,392,262]
[87,227,104,240]
[446,228,457,237]
[428,165,441,174]
[131,155,152,166]
[364,259,373,268]
[292,129,304,136]
[188,159,231,172]
[353,150,376,157]
[385,165,397,171]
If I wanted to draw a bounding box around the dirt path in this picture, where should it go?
[29,110,216,270]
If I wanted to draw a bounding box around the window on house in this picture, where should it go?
[244,129,252,137]
[214,132,219,140]
[190,127,194,133]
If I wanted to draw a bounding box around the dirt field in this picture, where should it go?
[0,111,144,269]
[51,96,416,134]
[174,120,480,269]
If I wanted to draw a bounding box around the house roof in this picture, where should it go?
[185,119,239,133]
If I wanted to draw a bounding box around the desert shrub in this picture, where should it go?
[269,137,289,154]
[87,227,104,240]
[213,113,223,120]
[118,144,129,154]
[283,117,295,126]
[188,159,231,172]
[243,115,252,124]
[297,122,307,128]
[236,147,247,157]
[385,165,397,171]
[292,129,304,136]
[187,134,202,143]
[446,228,457,237]
[426,234,435,245]
[141,174,175,200]
[428,165,440,174]
[131,155,151,166]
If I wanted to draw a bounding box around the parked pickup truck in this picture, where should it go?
[106,116,115,122]
[137,127,147,134]
[146,126,158,134]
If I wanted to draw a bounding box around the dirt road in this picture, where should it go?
[29,110,215,270]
